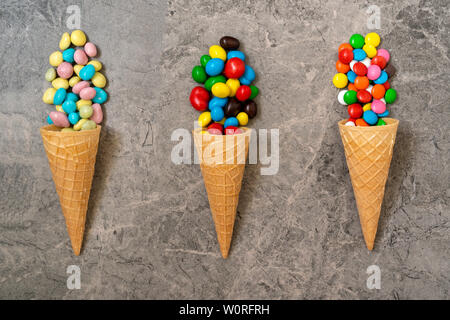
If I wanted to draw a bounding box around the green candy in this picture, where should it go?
[200,55,211,68]
[192,65,207,83]
[61,127,74,132]
[384,88,397,104]
[45,68,56,82]
[343,90,357,104]
[349,34,365,49]
[249,85,259,99]
[79,105,93,119]
[376,118,386,126]
[81,120,97,131]
[205,75,226,91]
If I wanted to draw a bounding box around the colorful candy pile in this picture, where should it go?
[332,32,397,126]
[42,30,107,131]
[189,36,259,135]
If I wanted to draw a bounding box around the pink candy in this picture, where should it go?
[49,111,70,127]
[377,49,390,63]
[367,65,381,80]
[80,87,96,100]
[371,99,386,114]
[74,49,88,65]
[90,103,103,124]
[57,62,73,79]
[72,81,90,94]
[84,42,97,57]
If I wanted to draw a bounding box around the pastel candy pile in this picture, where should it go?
[332,32,397,127]
[43,30,107,131]
[190,36,259,135]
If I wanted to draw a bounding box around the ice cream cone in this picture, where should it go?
[193,128,251,258]
[338,118,398,250]
[40,125,101,255]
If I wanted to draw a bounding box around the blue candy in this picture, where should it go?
[62,48,75,63]
[227,50,245,61]
[62,100,77,114]
[47,115,53,125]
[347,70,357,83]
[205,58,224,76]
[53,88,67,105]
[224,117,239,128]
[363,110,378,125]
[68,112,80,125]
[65,92,79,102]
[93,87,108,104]
[374,71,388,84]
[378,110,389,117]
[353,49,366,61]
[209,97,228,110]
[79,64,96,81]
[239,65,256,85]
[210,107,225,122]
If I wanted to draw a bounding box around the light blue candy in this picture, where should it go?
[205,58,224,76]
[224,117,238,128]
[363,110,378,125]
[79,64,96,81]
[347,70,357,83]
[227,51,245,61]
[374,70,388,84]
[210,107,224,122]
[65,92,79,102]
[378,110,389,117]
[68,112,80,125]
[53,88,67,105]
[62,48,75,63]
[47,115,53,125]
[353,49,366,61]
[209,97,228,110]
[239,65,256,85]
[62,100,77,114]
[93,87,108,104]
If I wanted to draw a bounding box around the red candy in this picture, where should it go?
[235,85,251,101]
[224,57,245,79]
[348,103,363,119]
[371,55,387,69]
[383,81,390,90]
[338,48,353,64]
[357,90,372,103]
[225,126,242,135]
[347,118,356,123]
[353,62,367,76]
[207,123,223,135]
[190,86,209,111]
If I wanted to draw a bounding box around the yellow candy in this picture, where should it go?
[363,44,377,58]
[76,99,92,109]
[52,77,69,90]
[73,119,88,131]
[216,118,225,125]
[199,130,209,135]
[226,79,240,97]
[365,32,380,47]
[71,30,87,46]
[59,32,71,50]
[91,72,107,88]
[73,64,83,76]
[332,73,348,89]
[236,112,249,126]
[61,128,75,132]
[69,76,81,87]
[212,82,230,98]
[363,103,371,112]
[88,60,102,71]
[49,51,63,67]
[42,87,56,104]
[209,45,227,61]
[55,105,65,113]
[198,111,212,128]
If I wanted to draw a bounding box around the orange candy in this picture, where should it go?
[355,118,369,126]
[354,76,369,90]
[339,43,353,52]
[372,84,386,100]
[348,83,358,92]
[336,60,350,73]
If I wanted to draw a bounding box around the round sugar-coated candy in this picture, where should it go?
[205,75,226,91]
[52,78,69,90]
[384,88,397,104]
[209,45,227,61]
[353,62,367,76]
[74,49,88,65]
[336,60,350,73]
[72,81,90,94]
[338,48,353,64]
[363,44,377,58]
[90,104,103,124]
[80,105,93,119]
[242,100,257,118]
[53,88,67,105]
[224,117,238,128]
[57,62,73,79]
[236,112,249,126]
[363,110,378,125]
[383,81,390,90]
[45,68,56,82]
[348,83,358,92]
[92,72,107,88]
[205,58,225,76]
[84,42,97,57]
[371,84,386,100]
[235,85,251,101]
[200,55,211,68]
[348,103,363,119]
[354,76,369,90]
[384,64,396,78]
[49,111,70,127]
[80,87,97,100]
[49,51,63,67]
[212,82,230,98]
[349,34,365,49]
[224,57,245,79]
[333,73,348,88]
[366,84,373,94]
[377,118,386,126]
[239,65,256,85]
[192,65,207,83]
[357,90,372,103]
[347,70,357,83]
[226,79,240,97]
[68,112,80,125]
[371,55,387,69]
[62,100,77,114]
[353,49,366,61]
[350,60,357,71]
[210,107,224,122]
[377,48,390,62]
[225,126,241,135]
[363,103,371,112]
[378,110,389,117]
[365,32,381,47]
[73,119,87,131]
[59,32,71,50]
[42,88,56,104]
[81,120,97,131]
[249,85,259,99]
[207,123,223,135]
[220,36,240,50]
[47,115,53,124]
[343,90,357,104]
[55,105,65,113]
[93,87,108,104]
[224,98,242,117]
[61,127,75,132]
[355,118,369,126]
[361,57,371,68]
[62,48,75,63]
[209,97,228,110]
[65,92,79,102]
[190,86,209,111]
[71,30,87,46]
[373,70,388,84]
[73,64,83,76]
[371,99,386,114]
[367,65,381,80]
[198,111,212,127]
[338,90,348,105]
[339,43,353,52]
[79,64,96,80]
[76,99,92,109]
[345,121,356,127]
[227,50,245,61]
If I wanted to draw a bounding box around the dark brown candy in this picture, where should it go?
[243,100,257,118]
[384,64,396,78]
[220,36,240,50]
[224,97,242,117]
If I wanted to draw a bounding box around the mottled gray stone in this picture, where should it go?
[0,0,449,300]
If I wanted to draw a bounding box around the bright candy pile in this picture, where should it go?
[332,32,397,126]
[189,36,259,135]
[42,30,107,131]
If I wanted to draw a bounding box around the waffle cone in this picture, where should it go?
[40,125,101,255]
[338,118,398,250]
[193,128,251,258]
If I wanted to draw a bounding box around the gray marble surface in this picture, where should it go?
[0,0,448,299]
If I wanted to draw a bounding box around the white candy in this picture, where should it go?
[338,90,348,105]
[345,121,356,126]
[381,98,386,104]
[366,85,373,93]
[349,60,357,72]
[361,57,371,68]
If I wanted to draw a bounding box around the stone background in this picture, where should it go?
[0,0,448,299]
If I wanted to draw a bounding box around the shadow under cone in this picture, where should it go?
[40,125,101,255]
